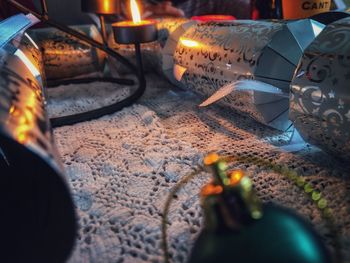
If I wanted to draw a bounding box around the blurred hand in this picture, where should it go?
[143,1,185,18]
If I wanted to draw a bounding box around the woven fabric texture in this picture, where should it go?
[47,74,350,263]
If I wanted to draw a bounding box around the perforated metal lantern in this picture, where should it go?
[30,25,106,81]
[165,19,324,130]
[0,15,76,262]
[161,19,197,87]
[290,17,350,160]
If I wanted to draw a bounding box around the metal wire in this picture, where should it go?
[5,0,147,127]
[161,154,343,263]
[161,167,204,263]
[50,42,146,127]
[47,77,135,88]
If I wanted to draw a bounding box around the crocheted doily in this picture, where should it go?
[47,74,350,263]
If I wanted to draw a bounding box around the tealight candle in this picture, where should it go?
[112,0,157,44]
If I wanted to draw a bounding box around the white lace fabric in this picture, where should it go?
[48,74,350,263]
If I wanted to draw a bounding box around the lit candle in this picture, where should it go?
[112,0,158,44]
[81,0,121,15]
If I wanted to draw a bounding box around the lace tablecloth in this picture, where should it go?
[47,74,350,263]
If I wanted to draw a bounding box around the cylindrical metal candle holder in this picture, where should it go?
[29,25,106,81]
[167,19,325,130]
[0,32,76,262]
[290,16,350,160]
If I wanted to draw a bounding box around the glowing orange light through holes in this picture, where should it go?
[180,38,200,48]
[10,90,37,144]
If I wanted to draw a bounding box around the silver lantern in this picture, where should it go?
[166,19,325,130]
[290,16,350,160]
[0,14,76,262]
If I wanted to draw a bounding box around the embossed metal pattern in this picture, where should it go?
[0,28,76,261]
[290,17,350,160]
[156,17,191,47]
[0,50,53,165]
[12,32,46,84]
[174,21,281,82]
[172,21,284,128]
[171,20,321,130]
[30,25,106,80]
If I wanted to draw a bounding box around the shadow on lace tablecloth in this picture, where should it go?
[47,74,350,263]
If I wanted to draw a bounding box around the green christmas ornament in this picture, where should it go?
[188,153,332,263]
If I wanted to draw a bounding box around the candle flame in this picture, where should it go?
[130,0,141,24]
[103,0,110,13]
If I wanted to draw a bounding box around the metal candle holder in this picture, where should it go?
[81,0,122,44]
[5,0,152,127]
[0,14,76,262]
[113,21,158,44]
[112,19,158,85]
